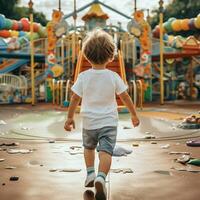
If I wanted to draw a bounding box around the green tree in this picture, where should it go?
[0,0,48,26]
[0,0,19,18]
[14,7,48,26]
[150,0,200,37]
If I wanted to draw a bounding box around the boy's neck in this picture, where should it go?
[92,64,106,70]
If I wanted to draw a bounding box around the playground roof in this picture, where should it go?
[82,3,109,21]
[64,0,131,20]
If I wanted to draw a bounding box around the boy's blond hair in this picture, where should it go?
[82,29,115,65]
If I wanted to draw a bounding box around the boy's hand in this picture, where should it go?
[131,115,140,127]
[64,118,75,131]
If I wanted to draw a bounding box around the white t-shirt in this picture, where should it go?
[71,68,128,130]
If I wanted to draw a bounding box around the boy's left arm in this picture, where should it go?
[119,91,140,127]
[64,93,81,131]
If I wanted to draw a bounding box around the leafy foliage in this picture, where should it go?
[0,0,19,18]
[0,0,48,26]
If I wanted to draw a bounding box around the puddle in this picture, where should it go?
[49,168,81,172]
[7,149,33,154]
[3,111,198,141]
[28,160,41,166]
[5,166,16,169]
[111,168,133,174]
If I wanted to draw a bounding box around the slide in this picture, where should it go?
[74,50,127,107]
[0,38,28,74]
[0,39,45,74]
[0,58,27,73]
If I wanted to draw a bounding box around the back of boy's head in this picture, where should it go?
[82,29,115,65]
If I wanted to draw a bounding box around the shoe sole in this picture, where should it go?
[85,180,94,187]
[95,181,106,200]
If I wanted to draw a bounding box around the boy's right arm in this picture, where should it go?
[64,93,81,131]
[119,91,140,127]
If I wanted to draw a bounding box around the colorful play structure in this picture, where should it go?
[0,0,200,108]
[152,13,200,101]
[0,14,47,103]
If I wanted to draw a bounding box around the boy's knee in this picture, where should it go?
[98,150,113,157]
[84,147,96,151]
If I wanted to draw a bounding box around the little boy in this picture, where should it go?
[64,29,139,200]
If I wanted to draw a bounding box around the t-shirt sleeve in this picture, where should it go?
[114,73,128,95]
[71,74,83,97]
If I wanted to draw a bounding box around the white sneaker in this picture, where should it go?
[85,173,96,187]
[94,176,107,200]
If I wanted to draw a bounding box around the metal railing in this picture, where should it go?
[52,77,143,110]
[0,74,26,89]
[56,35,81,80]
[52,79,71,107]
[0,74,28,95]
[20,38,47,54]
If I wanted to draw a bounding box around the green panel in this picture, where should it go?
[45,82,52,102]
[144,85,152,101]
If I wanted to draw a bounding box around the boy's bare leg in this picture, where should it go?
[84,148,95,167]
[84,148,96,187]
[98,151,112,175]
[94,151,111,199]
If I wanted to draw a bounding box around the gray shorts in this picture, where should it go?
[82,126,117,155]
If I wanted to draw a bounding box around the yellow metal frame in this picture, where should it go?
[159,12,164,105]
[52,79,65,106]
[118,50,127,84]
[74,51,83,82]
[61,37,65,68]
[136,80,143,110]
[56,81,60,105]
[130,80,143,110]
[30,12,35,106]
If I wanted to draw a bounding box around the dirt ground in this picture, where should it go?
[0,102,200,200]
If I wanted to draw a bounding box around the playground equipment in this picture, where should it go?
[0,13,47,104]
[127,10,152,102]
[0,36,47,104]
[0,0,146,106]
[152,13,200,50]
[46,10,68,78]
[53,78,143,110]
[74,50,127,108]
[129,80,143,110]
[0,0,199,106]
[178,112,200,129]
[0,58,27,74]
[151,13,200,101]
[52,47,143,110]
[48,1,143,108]
[153,13,200,37]
[0,74,27,91]
[0,14,46,47]
[0,74,28,103]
